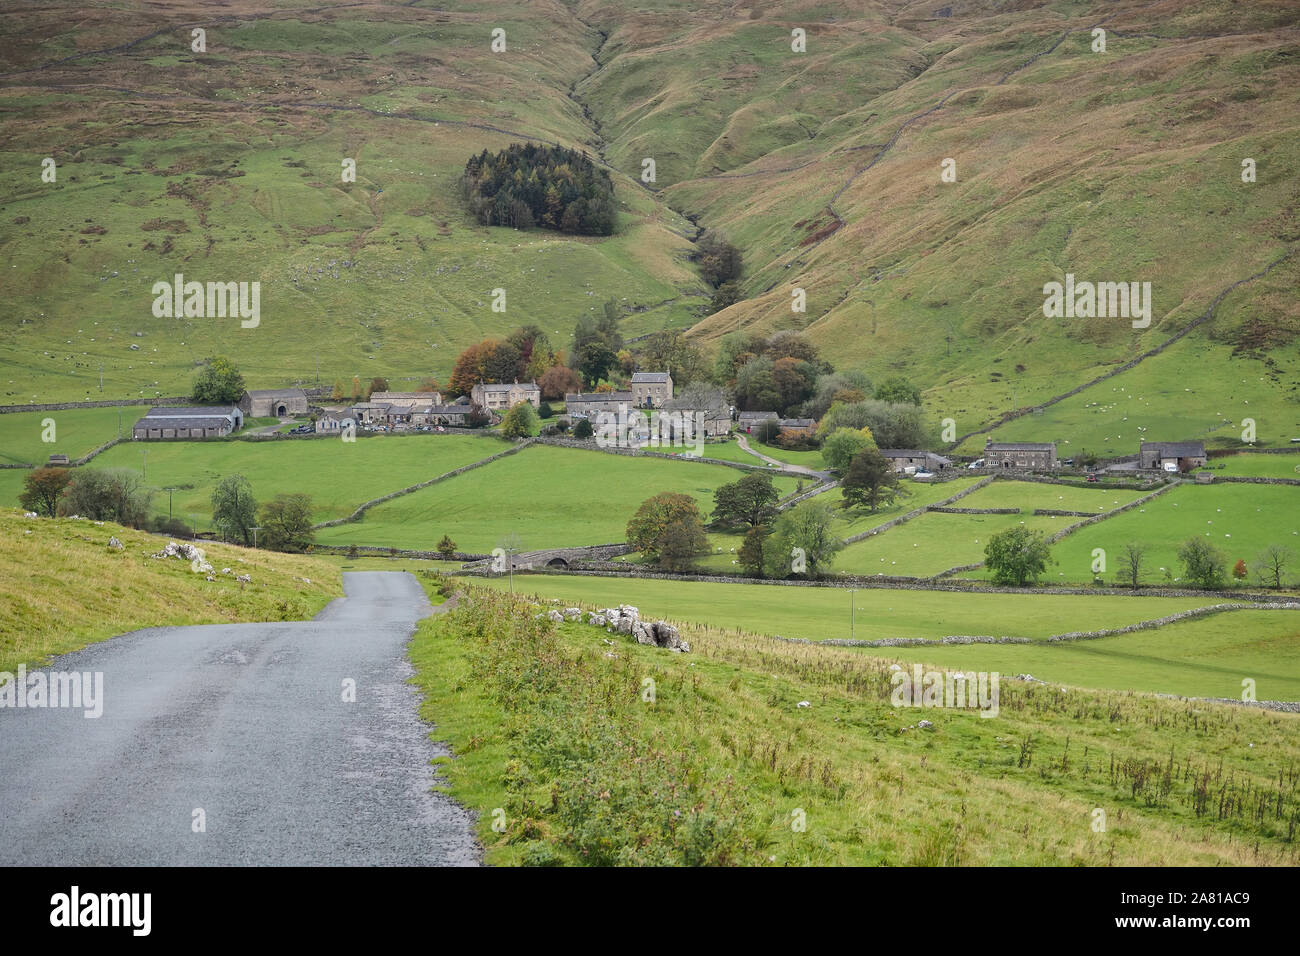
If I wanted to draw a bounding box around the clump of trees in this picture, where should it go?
[461,143,615,235]
[984,526,1052,586]
[816,397,928,450]
[449,325,559,397]
[57,468,152,527]
[192,355,244,405]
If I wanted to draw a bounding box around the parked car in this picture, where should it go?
[1086,473,1100,482]
[967,458,985,469]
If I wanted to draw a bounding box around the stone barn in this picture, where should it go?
[239,388,309,418]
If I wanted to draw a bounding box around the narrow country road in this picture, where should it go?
[0,571,479,866]
[735,433,830,480]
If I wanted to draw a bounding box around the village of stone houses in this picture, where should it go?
[2,0,1298,874]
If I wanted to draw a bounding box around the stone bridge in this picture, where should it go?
[460,542,634,573]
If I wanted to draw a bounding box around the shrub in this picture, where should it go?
[500,402,540,439]
[572,417,594,440]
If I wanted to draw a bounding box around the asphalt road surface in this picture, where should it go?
[0,571,479,865]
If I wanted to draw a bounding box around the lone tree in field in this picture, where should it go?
[19,466,73,517]
[739,524,768,578]
[259,493,315,552]
[1177,537,1226,590]
[1255,545,1292,589]
[711,471,779,529]
[764,500,842,579]
[212,474,257,546]
[437,534,457,559]
[192,355,245,405]
[841,447,902,512]
[626,493,705,563]
[500,402,539,439]
[1116,542,1148,588]
[983,526,1052,586]
[1232,559,1248,583]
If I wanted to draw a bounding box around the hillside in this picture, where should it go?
[1,0,1297,446]
[0,508,341,672]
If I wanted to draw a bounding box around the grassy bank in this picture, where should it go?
[409,584,1300,865]
[0,509,342,671]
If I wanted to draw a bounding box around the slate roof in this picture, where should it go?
[244,388,306,399]
[144,405,238,418]
[565,391,633,403]
[135,416,232,430]
[631,371,671,383]
[1141,441,1206,457]
[986,441,1055,451]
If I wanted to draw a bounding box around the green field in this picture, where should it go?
[76,433,502,528]
[1046,483,1300,586]
[0,407,132,464]
[954,479,1148,514]
[317,443,801,552]
[476,574,1221,643]
[1207,452,1300,479]
[836,511,1076,577]
[882,608,1300,702]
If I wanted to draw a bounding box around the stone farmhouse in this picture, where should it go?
[879,449,953,472]
[664,395,731,439]
[984,440,1057,469]
[239,388,309,418]
[737,410,779,433]
[565,391,633,420]
[630,371,673,408]
[777,418,816,438]
[471,381,541,411]
[1139,440,1207,472]
[133,405,243,440]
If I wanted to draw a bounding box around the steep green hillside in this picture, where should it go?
[1,0,1296,442]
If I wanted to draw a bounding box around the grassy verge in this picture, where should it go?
[0,508,342,671]
[409,583,1300,865]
